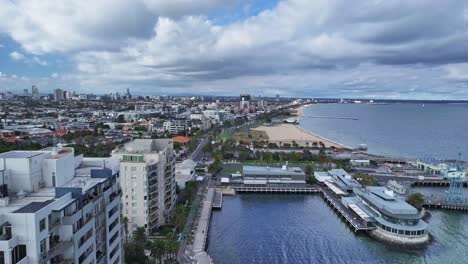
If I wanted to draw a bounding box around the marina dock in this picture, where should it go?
[231,185,373,232]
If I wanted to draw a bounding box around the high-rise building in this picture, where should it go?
[53,88,65,101]
[23,89,28,95]
[31,85,39,98]
[240,94,251,109]
[112,139,177,235]
[0,146,123,264]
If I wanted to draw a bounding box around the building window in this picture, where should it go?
[40,239,47,253]
[39,218,46,231]
[11,245,26,264]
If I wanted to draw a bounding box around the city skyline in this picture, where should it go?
[1,0,468,99]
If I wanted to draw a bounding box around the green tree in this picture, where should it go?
[150,240,166,264]
[116,114,126,123]
[406,192,425,210]
[306,175,317,185]
[304,165,313,176]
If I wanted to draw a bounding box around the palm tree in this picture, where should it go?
[166,238,179,260]
[151,240,166,264]
[133,227,146,244]
[123,217,129,241]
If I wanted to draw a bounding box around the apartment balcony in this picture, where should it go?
[0,234,18,249]
[41,239,73,263]
[50,255,74,264]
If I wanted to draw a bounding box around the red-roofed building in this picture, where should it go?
[172,136,191,144]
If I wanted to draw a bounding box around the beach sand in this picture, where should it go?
[252,123,347,149]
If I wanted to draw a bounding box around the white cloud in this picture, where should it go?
[9,51,27,61]
[142,0,233,17]
[2,0,468,98]
[33,57,48,66]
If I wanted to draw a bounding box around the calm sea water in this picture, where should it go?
[207,194,468,264]
[299,103,468,160]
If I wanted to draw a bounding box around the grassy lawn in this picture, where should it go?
[232,129,268,143]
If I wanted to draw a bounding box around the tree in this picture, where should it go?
[406,192,425,210]
[304,165,313,176]
[116,114,126,123]
[123,217,129,241]
[150,240,166,264]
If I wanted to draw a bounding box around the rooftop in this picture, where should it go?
[0,151,45,159]
[354,186,419,217]
[243,165,305,176]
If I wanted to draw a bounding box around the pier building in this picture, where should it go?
[241,165,306,186]
[348,187,429,244]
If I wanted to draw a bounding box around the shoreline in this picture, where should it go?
[295,104,352,149]
[252,123,347,149]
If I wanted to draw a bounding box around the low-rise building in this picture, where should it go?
[347,186,429,244]
[241,165,306,186]
[175,159,197,189]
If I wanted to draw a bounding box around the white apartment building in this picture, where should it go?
[0,146,123,264]
[112,139,177,235]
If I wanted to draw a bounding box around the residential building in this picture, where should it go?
[0,147,123,264]
[112,139,177,235]
[175,159,197,189]
[162,119,192,134]
[53,89,65,101]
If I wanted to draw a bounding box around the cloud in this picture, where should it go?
[9,51,26,61]
[142,0,234,18]
[2,0,468,98]
[33,56,48,66]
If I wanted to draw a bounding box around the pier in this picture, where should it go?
[412,180,468,187]
[318,186,374,232]
[212,190,223,209]
[233,186,320,193]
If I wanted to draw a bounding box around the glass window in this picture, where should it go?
[39,218,46,232]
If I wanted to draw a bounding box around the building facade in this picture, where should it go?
[0,147,123,264]
[112,139,177,235]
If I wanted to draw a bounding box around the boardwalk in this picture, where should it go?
[318,186,374,232]
[192,188,214,255]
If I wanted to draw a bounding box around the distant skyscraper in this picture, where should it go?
[53,88,64,101]
[240,94,251,109]
[31,85,39,97]
[23,88,28,95]
[126,88,131,99]
[276,94,280,102]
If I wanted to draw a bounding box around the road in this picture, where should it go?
[190,137,208,163]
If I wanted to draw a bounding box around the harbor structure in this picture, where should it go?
[386,180,406,195]
[0,146,123,264]
[112,139,177,235]
[327,169,361,193]
[241,165,306,186]
[348,187,429,244]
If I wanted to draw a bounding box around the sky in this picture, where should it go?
[1,0,468,99]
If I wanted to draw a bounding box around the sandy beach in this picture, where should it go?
[252,123,347,149]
